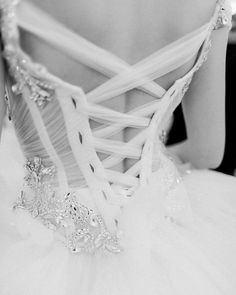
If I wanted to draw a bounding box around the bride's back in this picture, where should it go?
[24,0,216,92]
[20,0,218,171]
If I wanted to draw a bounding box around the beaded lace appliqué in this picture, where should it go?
[13,157,122,254]
[0,0,55,107]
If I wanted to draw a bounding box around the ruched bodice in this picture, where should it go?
[0,0,232,252]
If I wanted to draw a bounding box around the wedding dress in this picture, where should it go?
[0,0,236,294]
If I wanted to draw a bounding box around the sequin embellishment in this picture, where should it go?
[214,1,231,30]
[0,0,55,107]
[13,157,122,254]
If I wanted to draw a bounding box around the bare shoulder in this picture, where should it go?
[163,0,218,33]
[182,0,218,24]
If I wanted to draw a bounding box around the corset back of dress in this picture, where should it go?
[0,0,232,253]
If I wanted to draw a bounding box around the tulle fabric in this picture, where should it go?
[0,1,235,294]
[0,125,236,295]
[0,164,236,295]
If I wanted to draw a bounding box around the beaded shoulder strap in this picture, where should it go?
[188,0,232,75]
[0,0,55,108]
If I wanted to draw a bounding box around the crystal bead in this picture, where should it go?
[164,215,176,224]
[214,6,230,30]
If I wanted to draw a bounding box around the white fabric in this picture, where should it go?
[0,0,236,294]
[15,0,214,188]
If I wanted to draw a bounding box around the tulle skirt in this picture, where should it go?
[0,168,236,295]
[0,127,236,295]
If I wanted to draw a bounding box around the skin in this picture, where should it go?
[0,0,230,169]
